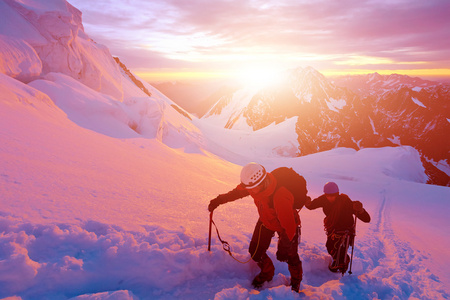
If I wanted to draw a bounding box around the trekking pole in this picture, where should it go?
[348,215,357,274]
[208,211,213,251]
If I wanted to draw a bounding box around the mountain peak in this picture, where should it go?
[333,72,440,97]
[288,66,323,79]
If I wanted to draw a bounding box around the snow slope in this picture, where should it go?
[193,117,300,161]
[1,70,449,299]
[1,0,449,299]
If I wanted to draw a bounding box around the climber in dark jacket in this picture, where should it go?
[305,181,370,273]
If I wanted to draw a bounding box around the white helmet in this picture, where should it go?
[240,163,267,189]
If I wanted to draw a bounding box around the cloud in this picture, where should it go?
[70,0,450,73]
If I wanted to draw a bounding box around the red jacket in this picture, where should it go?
[217,173,300,240]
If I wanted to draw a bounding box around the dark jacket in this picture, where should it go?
[305,194,370,234]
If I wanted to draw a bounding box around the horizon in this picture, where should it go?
[144,68,450,85]
[70,0,450,84]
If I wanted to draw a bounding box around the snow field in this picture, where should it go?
[0,215,213,299]
[3,175,446,300]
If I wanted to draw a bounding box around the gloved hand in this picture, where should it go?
[353,201,364,213]
[208,195,225,212]
[304,196,312,207]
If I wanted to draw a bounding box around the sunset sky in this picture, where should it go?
[70,0,450,83]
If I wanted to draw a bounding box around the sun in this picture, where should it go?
[233,65,285,89]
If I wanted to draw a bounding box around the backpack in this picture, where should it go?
[270,167,308,210]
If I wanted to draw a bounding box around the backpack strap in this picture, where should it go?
[266,171,282,208]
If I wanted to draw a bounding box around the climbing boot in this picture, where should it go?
[252,255,275,288]
[288,262,303,293]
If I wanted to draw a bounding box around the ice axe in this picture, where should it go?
[348,215,357,275]
[208,211,213,251]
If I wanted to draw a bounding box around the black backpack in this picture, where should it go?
[270,167,308,210]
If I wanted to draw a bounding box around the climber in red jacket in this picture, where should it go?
[208,163,303,292]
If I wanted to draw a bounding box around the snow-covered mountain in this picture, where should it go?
[0,0,208,151]
[152,80,227,118]
[202,67,450,186]
[1,0,450,299]
[332,73,439,97]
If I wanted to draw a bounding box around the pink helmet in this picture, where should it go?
[324,182,339,194]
